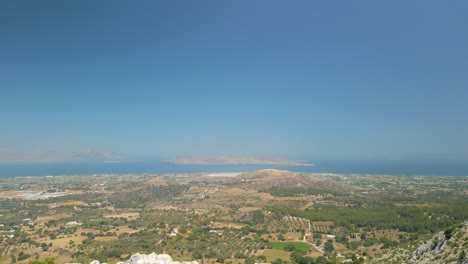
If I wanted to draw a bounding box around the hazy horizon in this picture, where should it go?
[1,159,468,177]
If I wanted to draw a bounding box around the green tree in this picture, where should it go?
[284,243,296,251]
[245,256,255,264]
[444,228,454,239]
[324,240,334,252]
[272,258,283,264]
[291,251,304,263]
[216,254,225,263]
[299,256,315,264]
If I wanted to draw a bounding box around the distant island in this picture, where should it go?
[168,157,314,166]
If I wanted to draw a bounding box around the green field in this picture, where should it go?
[270,242,310,252]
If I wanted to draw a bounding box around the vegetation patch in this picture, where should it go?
[262,249,290,261]
[270,242,310,252]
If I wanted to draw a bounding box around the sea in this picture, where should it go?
[0,160,467,177]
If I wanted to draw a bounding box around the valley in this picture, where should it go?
[0,170,466,264]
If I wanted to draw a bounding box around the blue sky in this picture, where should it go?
[1,1,467,163]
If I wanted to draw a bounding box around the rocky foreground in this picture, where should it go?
[86,253,198,264]
[370,221,468,264]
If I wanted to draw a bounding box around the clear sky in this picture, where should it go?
[1,1,467,163]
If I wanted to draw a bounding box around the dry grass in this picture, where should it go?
[371,229,406,240]
[104,212,140,219]
[112,225,142,234]
[95,236,118,241]
[35,213,71,224]
[52,200,85,207]
[65,189,85,194]
[284,232,302,240]
[0,190,30,199]
[150,204,182,210]
[263,249,290,261]
[211,221,246,229]
[238,207,262,213]
[300,201,313,210]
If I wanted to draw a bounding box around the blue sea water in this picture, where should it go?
[0,160,467,177]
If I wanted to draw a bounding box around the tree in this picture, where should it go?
[336,235,348,243]
[272,258,283,264]
[235,252,246,259]
[216,254,225,263]
[299,256,315,264]
[252,210,265,224]
[18,251,31,261]
[284,243,296,251]
[444,228,454,240]
[245,256,255,264]
[324,240,334,252]
[291,250,304,263]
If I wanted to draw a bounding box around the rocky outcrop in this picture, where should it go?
[409,222,467,264]
[86,253,198,264]
[369,221,468,264]
[116,253,198,264]
[411,231,446,262]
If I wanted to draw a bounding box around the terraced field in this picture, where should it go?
[311,221,334,233]
[267,215,310,233]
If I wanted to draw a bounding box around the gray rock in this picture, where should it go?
[121,253,198,264]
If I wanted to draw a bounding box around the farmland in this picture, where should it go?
[0,170,467,263]
[270,242,310,252]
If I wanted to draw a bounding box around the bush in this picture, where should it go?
[272,258,283,264]
[28,258,56,264]
[245,257,255,264]
[444,228,454,240]
[324,240,334,252]
[284,243,296,251]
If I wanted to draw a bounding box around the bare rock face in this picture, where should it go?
[370,221,468,264]
[116,253,198,264]
[411,231,446,262]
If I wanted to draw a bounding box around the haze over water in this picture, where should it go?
[1,160,467,177]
